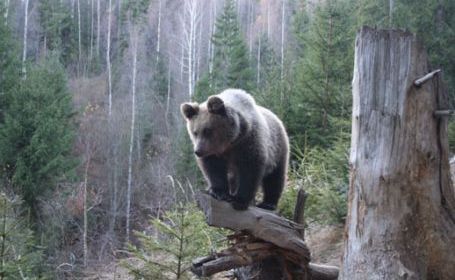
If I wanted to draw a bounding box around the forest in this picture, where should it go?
[0,0,454,279]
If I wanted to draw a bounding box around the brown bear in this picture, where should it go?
[180,89,289,211]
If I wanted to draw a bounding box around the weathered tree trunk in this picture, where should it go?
[341,27,455,280]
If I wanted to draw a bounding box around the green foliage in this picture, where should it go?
[0,55,76,210]
[0,15,19,123]
[174,131,204,188]
[253,34,288,119]
[123,203,225,280]
[0,193,46,279]
[289,0,354,149]
[122,0,152,24]
[279,136,349,224]
[211,0,254,92]
[38,0,73,58]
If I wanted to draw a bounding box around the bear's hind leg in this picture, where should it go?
[257,165,286,211]
[199,155,232,201]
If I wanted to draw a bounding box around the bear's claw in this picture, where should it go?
[209,190,233,202]
[256,202,276,211]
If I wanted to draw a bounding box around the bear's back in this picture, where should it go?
[217,89,256,112]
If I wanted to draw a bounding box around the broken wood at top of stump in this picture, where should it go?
[196,191,310,258]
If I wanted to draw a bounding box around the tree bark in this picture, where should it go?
[22,0,29,78]
[107,0,112,116]
[341,27,455,280]
[125,28,138,243]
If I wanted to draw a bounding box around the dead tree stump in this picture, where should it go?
[341,27,455,279]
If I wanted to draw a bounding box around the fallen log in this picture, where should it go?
[192,192,339,279]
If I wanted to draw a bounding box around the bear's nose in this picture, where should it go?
[194,150,203,157]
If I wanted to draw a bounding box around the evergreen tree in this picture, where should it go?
[254,34,285,118]
[0,12,19,124]
[290,0,354,148]
[0,56,76,210]
[124,203,225,280]
[0,193,45,279]
[210,0,254,95]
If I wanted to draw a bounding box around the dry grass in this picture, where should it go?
[305,224,344,266]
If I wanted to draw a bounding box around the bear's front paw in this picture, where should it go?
[231,200,249,211]
[209,189,233,202]
[256,202,276,211]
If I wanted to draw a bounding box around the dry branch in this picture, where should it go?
[434,110,455,117]
[414,69,441,87]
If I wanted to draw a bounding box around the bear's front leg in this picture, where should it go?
[231,157,265,211]
[198,155,232,201]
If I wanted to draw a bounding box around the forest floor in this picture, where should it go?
[85,224,344,279]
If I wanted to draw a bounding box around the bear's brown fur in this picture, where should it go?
[181,89,289,210]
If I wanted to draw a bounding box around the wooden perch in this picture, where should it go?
[414,69,441,87]
[193,192,339,280]
[434,110,455,117]
[196,192,309,258]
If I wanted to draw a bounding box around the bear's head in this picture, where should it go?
[181,96,240,158]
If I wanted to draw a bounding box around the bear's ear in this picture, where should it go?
[181,103,199,119]
[207,96,226,115]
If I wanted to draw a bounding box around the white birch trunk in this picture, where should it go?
[71,0,74,19]
[267,1,270,39]
[247,0,253,56]
[77,0,81,63]
[22,0,29,78]
[256,32,261,86]
[208,0,216,81]
[165,56,171,126]
[107,0,112,116]
[389,0,394,26]
[4,0,9,25]
[156,0,161,62]
[96,0,100,56]
[83,151,91,267]
[126,29,138,243]
[280,0,285,83]
[89,0,94,61]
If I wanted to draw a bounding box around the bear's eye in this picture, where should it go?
[193,130,198,136]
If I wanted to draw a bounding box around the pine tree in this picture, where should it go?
[0,12,19,124]
[0,55,76,210]
[0,193,45,279]
[123,203,225,280]
[210,0,254,94]
[290,0,354,148]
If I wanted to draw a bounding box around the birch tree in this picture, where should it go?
[77,0,81,64]
[3,0,9,25]
[180,0,202,99]
[125,26,138,244]
[156,0,161,62]
[22,0,29,78]
[96,0,100,56]
[89,0,94,61]
[107,0,112,116]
